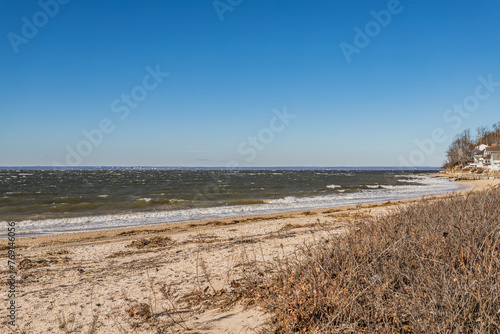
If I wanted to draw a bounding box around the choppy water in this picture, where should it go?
[0,168,465,237]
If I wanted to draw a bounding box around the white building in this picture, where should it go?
[485,145,500,171]
[468,144,500,170]
[469,144,488,168]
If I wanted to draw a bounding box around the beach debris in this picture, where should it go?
[213,289,226,296]
[128,303,151,318]
[230,280,241,288]
[19,256,70,270]
[127,236,174,249]
[105,249,157,258]
[46,249,73,256]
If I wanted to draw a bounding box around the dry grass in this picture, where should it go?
[234,189,500,333]
[0,244,27,256]
[31,188,500,333]
[19,256,71,270]
[187,215,288,228]
[46,249,73,256]
[127,236,175,249]
[302,211,317,216]
[105,249,159,259]
[279,223,305,232]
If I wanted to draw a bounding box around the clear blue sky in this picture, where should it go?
[1,0,500,167]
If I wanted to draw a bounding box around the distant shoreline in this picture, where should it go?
[0,166,443,170]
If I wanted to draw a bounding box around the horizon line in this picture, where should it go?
[0,165,442,169]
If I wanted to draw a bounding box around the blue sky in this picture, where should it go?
[1,0,500,167]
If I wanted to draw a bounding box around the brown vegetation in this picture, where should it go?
[11,185,500,333]
[127,236,175,249]
[232,189,500,333]
[444,122,500,169]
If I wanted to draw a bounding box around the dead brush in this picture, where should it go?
[237,189,500,333]
[184,244,276,311]
[58,312,80,333]
[127,236,174,249]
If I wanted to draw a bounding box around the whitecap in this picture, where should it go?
[0,176,468,238]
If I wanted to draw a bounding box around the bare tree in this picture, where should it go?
[493,122,500,143]
[444,129,474,168]
[475,126,489,145]
[444,121,500,169]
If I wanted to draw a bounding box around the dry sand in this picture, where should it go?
[1,176,498,333]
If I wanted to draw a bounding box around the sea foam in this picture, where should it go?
[0,176,468,238]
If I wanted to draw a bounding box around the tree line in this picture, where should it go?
[443,122,500,169]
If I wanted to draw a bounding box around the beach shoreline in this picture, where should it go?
[3,171,468,240]
[7,193,452,246]
[1,176,498,333]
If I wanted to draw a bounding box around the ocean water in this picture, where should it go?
[0,168,466,237]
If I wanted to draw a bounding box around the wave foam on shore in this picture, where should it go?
[0,176,467,238]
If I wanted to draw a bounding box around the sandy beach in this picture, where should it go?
[1,176,499,334]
